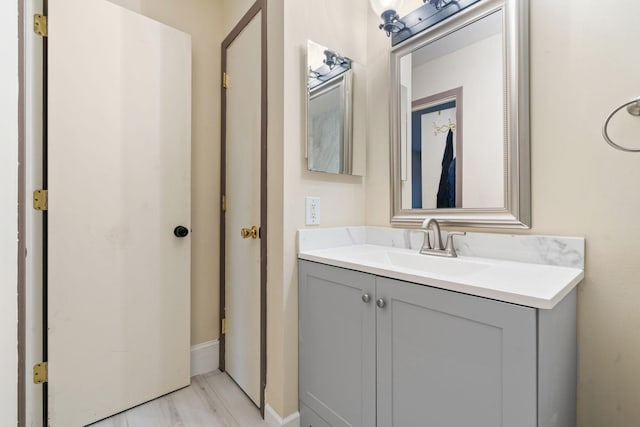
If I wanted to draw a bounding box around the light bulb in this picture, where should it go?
[369,0,404,16]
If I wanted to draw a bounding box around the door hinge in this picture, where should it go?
[34,14,48,37]
[33,189,48,211]
[221,318,227,335]
[222,195,226,212]
[33,362,48,384]
[222,72,229,89]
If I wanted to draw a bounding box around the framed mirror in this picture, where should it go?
[306,40,358,175]
[390,0,530,228]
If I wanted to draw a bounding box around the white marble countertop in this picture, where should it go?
[298,227,585,310]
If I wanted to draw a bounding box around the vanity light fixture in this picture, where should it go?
[323,49,349,70]
[378,0,470,45]
[308,44,352,89]
[309,50,352,82]
[370,0,406,36]
[308,68,321,79]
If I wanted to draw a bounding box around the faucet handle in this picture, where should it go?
[444,231,466,257]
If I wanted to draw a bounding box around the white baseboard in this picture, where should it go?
[265,404,300,427]
[190,339,219,377]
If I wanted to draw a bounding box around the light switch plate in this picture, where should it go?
[305,197,320,225]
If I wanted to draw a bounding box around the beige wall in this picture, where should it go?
[107,0,224,346]
[265,0,287,416]
[366,1,640,425]
[254,0,371,418]
[222,0,255,35]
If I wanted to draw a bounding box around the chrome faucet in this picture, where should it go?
[419,218,466,257]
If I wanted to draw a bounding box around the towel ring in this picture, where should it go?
[602,97,640,152]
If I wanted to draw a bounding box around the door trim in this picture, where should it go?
[219,0,268,417]
[42,1,50,424]
[21,0,47,424]
[18,0,26,425]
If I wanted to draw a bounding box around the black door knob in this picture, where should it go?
[174,226,189,238]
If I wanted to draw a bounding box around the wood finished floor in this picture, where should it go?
[90,371,268,427]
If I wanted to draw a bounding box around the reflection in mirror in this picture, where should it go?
[404,87,463,209]
[401,10,502,210]
[306,40,354,175]
[391,0,530,227]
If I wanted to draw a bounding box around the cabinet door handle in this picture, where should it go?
[376,298,386,308]
[362,293,371,303]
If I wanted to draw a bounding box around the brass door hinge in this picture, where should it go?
[221,318,227,334]
[222,195,226,212]
[34,14,48,37]
[222,72,229,89]
[33,189,48,211]
[33,362,48,384]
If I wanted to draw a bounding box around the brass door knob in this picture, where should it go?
[240,226,258,239]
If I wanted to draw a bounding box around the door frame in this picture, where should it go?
[20,0,48,425]
[17,0,27,425]
[219,0,268,417]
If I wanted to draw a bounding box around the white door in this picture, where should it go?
[47,1,192,426]
[224,12,262,406]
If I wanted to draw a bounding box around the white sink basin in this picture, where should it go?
[350,250,490,278]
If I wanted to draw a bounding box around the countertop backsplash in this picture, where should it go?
[298,226,584,269]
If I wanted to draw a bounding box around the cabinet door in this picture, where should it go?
[300,401,331,427]
[376,277,537,427]
[299,261,376,427]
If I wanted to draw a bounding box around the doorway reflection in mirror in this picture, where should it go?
[397,9,504,211]
[402,88,463,210]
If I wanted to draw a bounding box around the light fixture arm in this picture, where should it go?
[378,9,406,37]
[423,0,454,10]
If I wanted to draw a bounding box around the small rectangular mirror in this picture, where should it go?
[307,40,361,175]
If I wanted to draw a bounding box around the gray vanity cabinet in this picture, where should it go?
[299,260,577,427]
[298,260,376,427]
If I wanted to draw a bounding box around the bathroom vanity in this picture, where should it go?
[298,227,584,427]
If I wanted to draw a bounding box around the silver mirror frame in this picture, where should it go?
[389,0,530,228]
